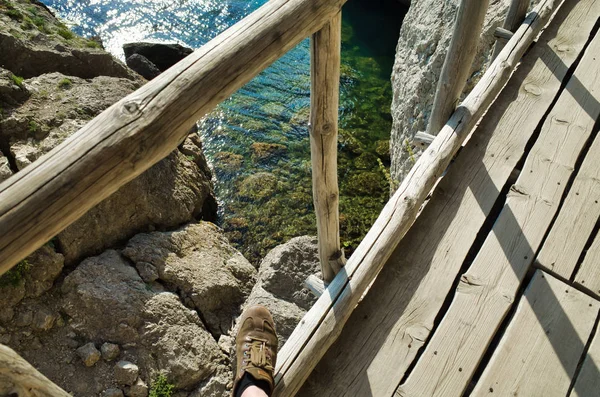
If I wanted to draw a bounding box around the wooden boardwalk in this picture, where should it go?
[296,0,600,395]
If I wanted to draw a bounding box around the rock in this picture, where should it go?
[240,236,320,344]
[123,42,193,72]
[139,293,223,389]
[32,308,56,331]
[0,152,12,183]
[136,262,159,283]
[76,343,101,367]
[189,365,232,397]
[0,68,30,106]
[389,0,534,184]
[127,378,149,397]
[237,172,278,201]
[250,142,286,162]
[0,4,136,80]
[123,222,256,337]
[213,151,244,173]
[103,389,125,397]
[14,310,32,327]
[126,54,161,80]
[115,361,139,386]
[101,343,121,361]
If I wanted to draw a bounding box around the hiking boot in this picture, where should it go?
[232,305,278,397]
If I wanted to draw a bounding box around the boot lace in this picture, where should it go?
[242,336,274,371]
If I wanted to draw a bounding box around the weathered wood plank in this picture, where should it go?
[310,12,345,283]
[292,1,586,396]
[426,0,490,137]
[492,0,531,59]
[0,344,71,397]
[0,0,348,275]
[536,126,600,280]
[305,274,326,298]
[276,1,564,394]
[575,232,600,297]
[471,271,599,396]
[397,23,600,397]
[570,316,600,397]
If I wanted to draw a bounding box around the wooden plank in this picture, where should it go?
[492,0,531,59]
[274,1,564,395]
[305,274,326,298]
[398,24,600,397]
[537,129,600,279]
[310,12,345,283]
[575,232,600,297]
[0,0,349,275]
[293,1,592,396]
[471,271,600,396]
[426,0,490,137]
[570,317,600,397]
[0,344,71,397]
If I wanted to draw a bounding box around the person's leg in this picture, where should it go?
[241,386,269,397]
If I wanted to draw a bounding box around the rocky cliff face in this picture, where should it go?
[389,0,534,184]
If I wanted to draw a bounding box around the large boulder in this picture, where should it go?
[0,2,136,79]
[123,42,193,72]
[123,222,257,338]
[389,0,535,184]
[241,236,321,345]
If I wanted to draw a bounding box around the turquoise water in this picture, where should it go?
[41,0,407,263]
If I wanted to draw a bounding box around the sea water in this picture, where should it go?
[41,0,407,263]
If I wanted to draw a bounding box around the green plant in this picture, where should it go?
[149,375,174,397]
[10,74,24,88]
[58,77,72,89]
[0,260,31,287]
[404,138,416,164]
[38,89,49,99]
[85,39,101,49]
[28,120,39,134]
[5,7,23,21]
[20,15,34,29]
[57,27,74,40]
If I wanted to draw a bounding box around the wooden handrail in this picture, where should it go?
[0,0,348,276]
[273,0,561,395]
[310,12,346,284]
[492,0,531,60]
[425,0,490,137]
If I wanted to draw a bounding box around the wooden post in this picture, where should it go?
[273,0,561,395]
[0,0,349,276]
[0,344,71,397]
[492,0,531,60]
[425,0,490,137]
[309,11,345,284]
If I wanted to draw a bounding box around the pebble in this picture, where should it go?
[101,342,121,361]
[76,342,101,367]
[114,361,139,386]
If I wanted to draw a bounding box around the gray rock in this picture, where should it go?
[14,310,32,327]
[76,343,101,367]
[0,153,11,183]
[127,378,149,397]
[126,54,161,80]
[101,343,121,361]
[389,0,538,184]
[136,262,159,283]
[115,361,139,386]
[189,365,232,397]
[123,42,193,71]
[103,388,125,397]
[239,236,320,345]
[123,222,256,337]
[32,309,56,331]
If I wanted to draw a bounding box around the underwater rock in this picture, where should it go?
[237,172,278,201]
[250,142,287,162]
[214,151,244,173]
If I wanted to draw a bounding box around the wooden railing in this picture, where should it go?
[0,0,563,395]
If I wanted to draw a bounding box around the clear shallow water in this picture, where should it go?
[41,0,407,264]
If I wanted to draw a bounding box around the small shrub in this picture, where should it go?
[28,120,39,133]
[404,138,416,164]
[149,375,174,397]
[58,77,72,89]
[20,15,34,30]
[57,27,74,40]
[85,39,101,49]
[10,74,24,88]
[0,260,31,287]
[5,8,23,21]
[31,15,45,29]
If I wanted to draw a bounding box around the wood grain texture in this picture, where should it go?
[310,12,345,283]
[398,21,600,397]
[472,271,599,397]
[575,232,600,297]
[492,0,532,59]
[537,123,600,279]
[0,0,348,276]
[426,0,490,137]
[293,1,596,395]
[570,317,600,397]
[275,1,563,394]
[0,344,71,397]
